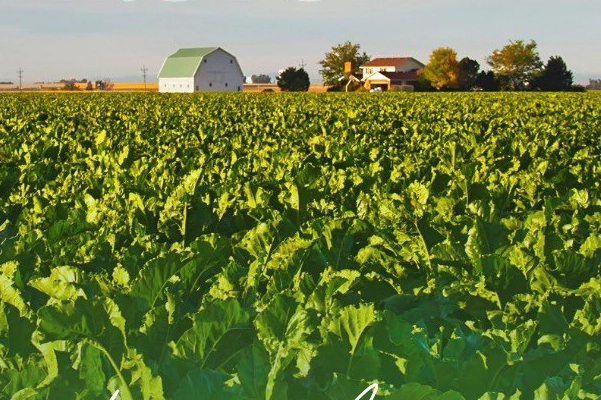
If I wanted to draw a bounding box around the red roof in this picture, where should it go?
[361,57,415,67]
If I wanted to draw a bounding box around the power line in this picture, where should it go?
[17,68,23,90]
[141,64,148,92]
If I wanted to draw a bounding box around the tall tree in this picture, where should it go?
[414,74,435,92]
[423,47,460,90]
[475,71,501,91]
[487,39,542,90]
[531,56,573,91]
[457,57,480,91]
[319,41,370,86]
[277,67,310,92]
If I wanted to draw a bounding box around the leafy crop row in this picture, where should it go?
[1,92,600,399]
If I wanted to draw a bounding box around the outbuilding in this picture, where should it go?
[158,47,244,93]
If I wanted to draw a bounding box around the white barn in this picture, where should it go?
[158,47,244,93]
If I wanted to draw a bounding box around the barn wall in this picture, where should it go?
[159,77,194,93]
[195,49,244,92]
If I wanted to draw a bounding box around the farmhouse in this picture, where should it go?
[357,57,425,91]
[158,47,244,93]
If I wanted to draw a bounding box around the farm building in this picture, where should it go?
[356,57,425,91]
[158,47,244,93]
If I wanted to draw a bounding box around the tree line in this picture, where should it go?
[317,40,583,92]
[266,39,584,92]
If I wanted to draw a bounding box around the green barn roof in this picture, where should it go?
[158,47,219,78]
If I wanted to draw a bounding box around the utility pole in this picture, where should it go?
[141,64,148,92]
[299,60,306,69]
[17,68,23,90]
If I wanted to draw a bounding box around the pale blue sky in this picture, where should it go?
[0,0,599,84]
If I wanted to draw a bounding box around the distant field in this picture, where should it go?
[243,83,330,92]
[0,82,161,91]
[0,82,330,92]
[71,82,159,91]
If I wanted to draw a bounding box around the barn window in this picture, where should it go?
[209,83,212,87]
[196,85,199,91]
[238,86,241,91]
[204,59,207,63]
[225,83,228,87]
[230,59,233,64]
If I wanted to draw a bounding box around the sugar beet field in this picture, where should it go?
[1,92,601,400]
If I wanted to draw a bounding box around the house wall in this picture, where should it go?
[159,77,194,93]
[360,67,382,75]
[194,49,244,92]
[360,59,424,75]
[362,72,390,90]
[360,66,399,75]
[364,79,390,90]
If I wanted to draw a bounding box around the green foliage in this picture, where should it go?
[475,71,501,91]
[1,92,601,399]
[423,47,460,90]
[414,74,436,92]
[319,41,370,86]
[457,57,480,91]
[531,56,574,91]
[487,40,543,90]
[276,67,310,92]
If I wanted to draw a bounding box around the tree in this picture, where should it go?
[487,39,542,90]
[531,56,573,91]
[60,79,77,90]
[422,47,460,90]
[457,57,480,91]
[414,74,435,92]
[251,74,271,84]
[319,41,370,86]
[475,71,501,91]
[277,67,310,92]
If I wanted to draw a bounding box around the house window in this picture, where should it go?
[209,83,212,87]
[196,85,199,91]
[225,83,228,87]
[238,86,241,91]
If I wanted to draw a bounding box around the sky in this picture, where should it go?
[0,0,600,85]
